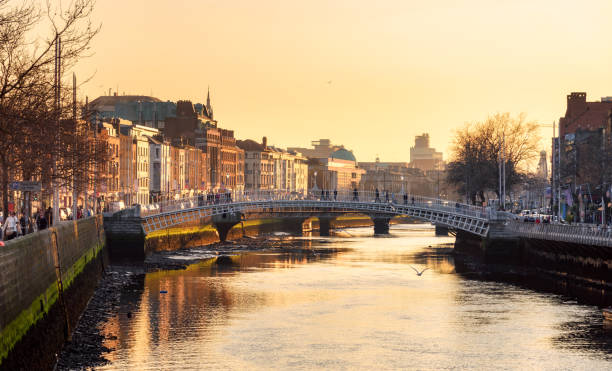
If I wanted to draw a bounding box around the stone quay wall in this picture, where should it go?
[0,215,106,370]
[454,229,612,306]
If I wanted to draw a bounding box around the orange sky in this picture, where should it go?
[74,0,612,162]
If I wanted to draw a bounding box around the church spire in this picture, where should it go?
[206,86,213,119]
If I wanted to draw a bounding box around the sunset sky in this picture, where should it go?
[74,0,612,163]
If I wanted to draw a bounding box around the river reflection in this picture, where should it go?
[99,224,612,370]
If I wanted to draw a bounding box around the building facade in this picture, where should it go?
[148,136,171,202]
[164,96,244,193]
[556,92,612,196]
[238,137,308,195]
[308,148,365,192]
[100,122,121,203]
[90,94,177,130]
[118,123,159,205]
[409,133,444,171]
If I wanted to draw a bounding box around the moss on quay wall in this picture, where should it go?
[0,216,106,370]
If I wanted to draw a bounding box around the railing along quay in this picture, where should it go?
[510,220,612,247]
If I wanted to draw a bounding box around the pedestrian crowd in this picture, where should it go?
[0,204,96,242]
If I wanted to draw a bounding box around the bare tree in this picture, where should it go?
[0,0,100,217]
[447,113,541,205]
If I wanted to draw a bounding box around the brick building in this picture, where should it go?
[164,92,243,193]
[556,92,612,191]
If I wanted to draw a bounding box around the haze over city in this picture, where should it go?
[75,0,612,161]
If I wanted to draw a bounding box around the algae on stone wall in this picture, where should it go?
[0,216,105,366]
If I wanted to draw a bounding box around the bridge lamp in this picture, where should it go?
[401,176,405,195]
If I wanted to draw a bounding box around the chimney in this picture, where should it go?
[566,92,587,117]
[262,136,267,149]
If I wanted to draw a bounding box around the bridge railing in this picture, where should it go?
[140,189,499,220]
[509,219,612,247]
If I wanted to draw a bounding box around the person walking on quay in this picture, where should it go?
[375,188,380,203]
[45,206,53,226]
[353,188,359,201]
[320,189,325,201]
[2,212,21,241]
[325,190,330,201]
[36,209,48,231]
[333,189,338,201]
[403,193,408,205]
[19,211,32,235]
[385,190,390,203]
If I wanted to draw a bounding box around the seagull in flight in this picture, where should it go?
[410,265,429,276]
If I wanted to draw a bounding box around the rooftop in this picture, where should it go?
[331,148,356,162]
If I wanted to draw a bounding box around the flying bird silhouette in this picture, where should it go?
[327,80,332,85]
[410,265,429,276]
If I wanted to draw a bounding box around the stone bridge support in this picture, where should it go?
[281,217,308,235]
[318,216,335,236]
[104,205,146,260]
[372,216,391,235]
[212,212,243,242]
[435,224,449,236]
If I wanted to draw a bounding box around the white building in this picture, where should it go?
[120,123,159,205]
[148,136,171,202]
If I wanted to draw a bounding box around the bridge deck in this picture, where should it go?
[130,192,612,247]
[140,195,492,237]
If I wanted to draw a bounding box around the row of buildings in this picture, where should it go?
[45,91,447,212]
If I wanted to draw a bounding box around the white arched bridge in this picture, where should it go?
[103,189,612,262]
[137,191,498,238]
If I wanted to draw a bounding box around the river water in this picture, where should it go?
[97,224,612,370]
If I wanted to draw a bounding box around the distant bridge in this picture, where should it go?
[137,191,494,239]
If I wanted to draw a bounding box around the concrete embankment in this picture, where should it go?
[454,230,612,306]
[0,216,106,371]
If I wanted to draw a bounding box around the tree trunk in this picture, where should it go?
[1,157,9,218]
